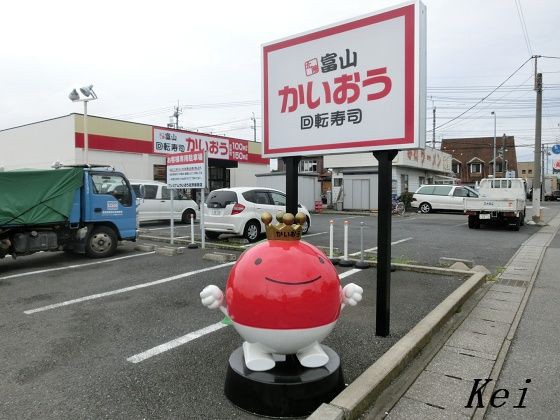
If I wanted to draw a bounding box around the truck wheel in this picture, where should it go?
[520,212,525,226]
[243,220,261,242]
[468,215,480,229]
[181,209,196,224]
[419,202,432,214]
[511,218,521,232]
[85,226,118,258]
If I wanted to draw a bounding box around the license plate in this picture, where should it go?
[211,209,221,216]
[479,214,491,220]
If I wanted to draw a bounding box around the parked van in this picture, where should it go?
[130,180,199,223]
[411,184,478,213]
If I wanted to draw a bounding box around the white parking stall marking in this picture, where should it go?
[127,267,364,363]
[349,237,413,256]
[24,261,235,315]
[0,252,156,281]
[395,217,417,222]
[127,322,228,364]
[302,231,327,238]
[453,222,468,227]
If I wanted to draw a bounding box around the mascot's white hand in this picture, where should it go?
[200,285,224,310]
[342,283,363,306]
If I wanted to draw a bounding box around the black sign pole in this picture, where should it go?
[373,150,398,336]
[283,156,301,215]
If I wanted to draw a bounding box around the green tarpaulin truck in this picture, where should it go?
[0,166,138,259]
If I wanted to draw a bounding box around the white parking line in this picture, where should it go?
[0,252,156,281]
[349,237,413,256]
[126,267,363,363]
[453,222,468,227]
[303,231,327,238]
[23,261,235,315]
[127,322,228,363]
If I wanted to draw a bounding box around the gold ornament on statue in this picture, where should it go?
[261,211,306,241]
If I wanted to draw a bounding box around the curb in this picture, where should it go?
[308,271,487,420]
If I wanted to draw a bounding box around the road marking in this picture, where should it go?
[24,261,235,315]
[127,322,228,363]
[349,237,413,256]
[303,231,327,238]
[453,222,468,227]
[330,215,365,220]
[396,217,417,222]
[0,252,156,281]
[127,267,363,363]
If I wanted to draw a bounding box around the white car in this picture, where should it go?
[411,184,479,213]
[130,180,199,223]
[203,187,311,242]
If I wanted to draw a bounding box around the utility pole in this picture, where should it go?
[173,102,182,129]
[251,112,257,142]
[431,97,436,148]
[532,61,543,222]
[502,133,507,175]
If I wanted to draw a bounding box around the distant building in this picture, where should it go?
[441,135,518,186]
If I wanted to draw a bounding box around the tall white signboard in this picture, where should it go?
[262,1,426,157]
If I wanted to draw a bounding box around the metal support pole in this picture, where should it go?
[338,220,353,267]
[201,188,206,249]
[328,219,339,264]
[492,111,496,177]
[170,190,175,245]
[188,213,198,249]
[355,222,370,269]
[283,156,301,215]
[83,101,89,165]
[373,149,398,336]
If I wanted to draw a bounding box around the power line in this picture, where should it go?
[428,57,534,132]
[514,0,533,56]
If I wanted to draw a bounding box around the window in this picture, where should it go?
[298,159,317,173]
[333,178,343,187]
[400,174,409,193]
[254,191,271,205]
[494,161,503,173]
[91,174,132,207]
[528,169,533,174]
[269,192,286,206]
[419,176,426,185]
[470,162,482,173]
[453,187,469,197]
[521,169,526,174]
[206,191,238,208]
[452,162,460,174]
[142,185,158,199]
[432,185,453,195]
[416,186,435,195]
[162,187,181,200]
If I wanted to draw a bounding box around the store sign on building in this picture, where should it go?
[401,148,451,172]
[166,151,207,189]
[153,128,249,162]
[262,0,426,158]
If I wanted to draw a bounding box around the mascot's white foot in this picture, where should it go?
[297,341,329,368]
[243,342,275,371]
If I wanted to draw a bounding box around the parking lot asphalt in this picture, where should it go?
[1,239,468,419]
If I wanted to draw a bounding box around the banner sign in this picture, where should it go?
[553,159,560,171]
[166,151,206,189]
[154,128,249,162]
[262,0,426,157]
[551,144,560,155]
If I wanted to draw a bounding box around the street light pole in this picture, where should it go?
[69,85,98,165]
[491,111,496,177]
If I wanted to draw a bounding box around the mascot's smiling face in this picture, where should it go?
[225,240,342,330]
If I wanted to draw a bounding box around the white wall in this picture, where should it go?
[0,116,75,170]
[255,174,320,211]
[83,150,165,179]
[229,163,267,188]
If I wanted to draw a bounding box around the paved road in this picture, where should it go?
[0,240,466,419]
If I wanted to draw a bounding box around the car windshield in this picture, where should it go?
[206,190,238,208]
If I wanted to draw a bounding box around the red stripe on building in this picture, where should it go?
[74,133,269,165]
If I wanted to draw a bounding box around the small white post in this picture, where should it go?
[170,189,175,245]
[187,213,198,249]
[329,220,334,259]
[343,220,349,261]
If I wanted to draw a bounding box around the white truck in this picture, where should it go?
[464,178,527,231]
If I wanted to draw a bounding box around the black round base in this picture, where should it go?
[337,258,354,267]
[224,345,344,417]
[187,243,199,249]
[354,260,370,269]
[329,257,340,265]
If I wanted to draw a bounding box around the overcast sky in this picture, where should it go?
[2,0,559,164]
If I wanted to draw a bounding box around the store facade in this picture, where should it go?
[0,114,269,196]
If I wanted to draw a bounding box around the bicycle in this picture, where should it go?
[391,198,405,216]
